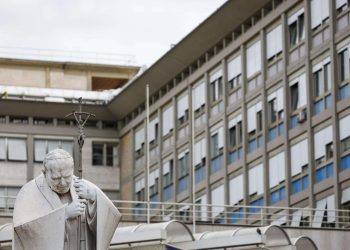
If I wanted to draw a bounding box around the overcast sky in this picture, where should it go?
[0,0,226,67]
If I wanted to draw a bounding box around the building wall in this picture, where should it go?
[117,0,350,226]
[0,65,46,88]
[49,69,88,90]
[82,137,120,191]
[0,60,138,91]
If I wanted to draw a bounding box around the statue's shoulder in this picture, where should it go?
[17,174,44,199]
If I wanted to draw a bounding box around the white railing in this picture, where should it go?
[112,200,350,229]
[0,195,16,214]
[1,197,350,229]
[0,46,136,66]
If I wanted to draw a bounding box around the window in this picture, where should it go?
[92,142,118,166]
[210,127,224,174]
[163,160,174,201]
[313,58,332,115]
[288,9,305,47]
[267,88,284,141]
[9,116,28,124]
[148,117,159,146]
[292,175,309,194]
[177,94,189,125]
[229,174,244,205]
[338,46,350,100]
[211,184,225,217]
[149,169,159,203]
[34,139,73,162]
[0,187,20,209]
[33,117,54,125]
[227,55,242,89]
[194,138,206,184]
[135,178,145,216]
[314,125,333,165]
[314,126,334,182]
[0,137,27,161]
[269,152,285,189]
[228,114,243,164]
[271,186,286,204]
[210,69,223,103]
[340,115,350,170]
[162,105,174,136]
[339,48,350,82]
[312,195,335,227]
[290,138,309,194]
[246,40,261,78]
[247,102,263,153]
[249,164,264,196]
[192,81,206,114]
[290,74,307,128]
[291,139,309,176]
[336,0,349,11]
[134,127,145,158]
[290,74,307,111]
[231,207,244,224]
[310,0,329,30]
[178,151,189,193]
[266,25,282,61]
[250,198,264,213]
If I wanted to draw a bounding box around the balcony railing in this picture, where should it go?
[0,46,136,66]
[113,200,350,229]
[2,196,350,230]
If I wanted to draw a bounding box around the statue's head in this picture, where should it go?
[42,149,74,194]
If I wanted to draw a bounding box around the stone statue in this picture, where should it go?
[13,149,121,250]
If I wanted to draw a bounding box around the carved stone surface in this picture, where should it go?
[13,149,121,250]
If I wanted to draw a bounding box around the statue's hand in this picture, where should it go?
[74,179,97,202]
[65,199,86,220]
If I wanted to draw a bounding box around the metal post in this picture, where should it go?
[146,84,151,224]
[191,89,196,234]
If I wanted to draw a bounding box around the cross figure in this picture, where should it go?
[64,97,95,250]
[64,97,96,178]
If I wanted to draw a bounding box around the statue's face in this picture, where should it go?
[45,159,74,194]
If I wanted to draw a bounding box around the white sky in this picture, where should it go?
[0,0,226,67]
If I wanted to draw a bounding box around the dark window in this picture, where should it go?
[92,142,118,166]
[291,84,299,111]
[92,143,104,165]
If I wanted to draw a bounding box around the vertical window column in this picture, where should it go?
[314,126,334,183]
[247,101,263,153]
[266,25,283,78]
[228,114,243,163]
[248,164,264,213]
[338,45,350,100]
[312,57,332,115]
[289,74,307,129]
[340,115,350,171]
[163,160,174,201]
[209,68,223,117]
[267,88,284,141]
[194,138,206,184]
[269,152,286,205]
[246,40,262,91]
[291,139,309,194]
[210,127,224,175]
[177,150,189,194]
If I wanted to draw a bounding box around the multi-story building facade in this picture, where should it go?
[113,0,350,226]
[0,57,139,219]
[2,0,350,229]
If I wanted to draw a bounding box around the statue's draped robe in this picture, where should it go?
[13,174,121,250]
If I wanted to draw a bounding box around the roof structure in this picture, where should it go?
[0,221,318,250]
[107,0,271,118]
